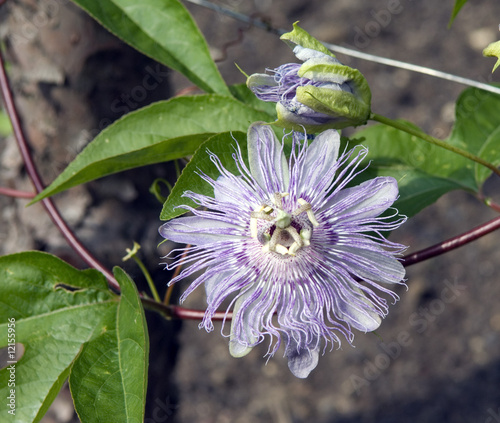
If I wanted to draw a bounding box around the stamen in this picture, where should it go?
[251,194,317,255]
[275,244,289,256]
[273,192,282,209]
[288,242,300,256]
[300,228,312,246]
[286,226,303,246]
[250,217,258,238]
[269,227,281,251]
[307,210,320,227]
[250,211,274,221]
[297,198,319,227]
[293,203,311,216]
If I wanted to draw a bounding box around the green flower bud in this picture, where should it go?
[247,23,372,132]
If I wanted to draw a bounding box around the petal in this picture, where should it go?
[159,216,244,245]
[336,287,382,332]
[247,122,289,193]
[276,101,334,127]
[214,175,252,204]
[298,59,354,85]
[285,339,320,378]
[325,177,399,222]
[247,73,278,89]
[334,245,406,285]
[204,268,235,302]
[229,289,260,358]
[296,129,340,196]
[293,45,340,65]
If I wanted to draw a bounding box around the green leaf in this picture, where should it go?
[352,121,476,218]
[70,0,230,95]
[32,95,273,202]
[448,0,469,27]
[0,252,117,423]
[451,86,500,184]
[160,131,247,220]
[483,40,500,73]
[70,268,149,423]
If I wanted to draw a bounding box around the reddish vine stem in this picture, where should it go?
[0,48,119,290]
[0,186,35,198]
[142,297,231,321]
[403,215,500,266]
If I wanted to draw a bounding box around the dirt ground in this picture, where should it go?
[2,1,500,422]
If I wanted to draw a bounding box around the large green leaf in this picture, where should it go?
[32,95,274,202]
[451,86,500,184]
[160,131,247,220]
[0,252,117,423]
[448,0,469,27]
[70,0,230,95]
[352,123,473,218]
[70,268,148,423]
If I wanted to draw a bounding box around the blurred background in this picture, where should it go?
[1,0,500,422]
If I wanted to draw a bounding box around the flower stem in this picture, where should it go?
[141,297,232,321]
[123,242,161,303]
[403,215,500,266]
[370,113,500,178]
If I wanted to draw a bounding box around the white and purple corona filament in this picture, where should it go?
[160,122,407,378]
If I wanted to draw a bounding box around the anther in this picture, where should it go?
[297,198,319,227]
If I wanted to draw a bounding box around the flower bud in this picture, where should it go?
[247,23,371,131]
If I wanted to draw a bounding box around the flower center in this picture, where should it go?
[250,192,319,256]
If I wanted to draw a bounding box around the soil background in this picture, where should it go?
[1,1,500,422]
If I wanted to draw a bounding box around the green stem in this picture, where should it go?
[370,113,500,178]
[132,255,161,303]
[123,242,161,303]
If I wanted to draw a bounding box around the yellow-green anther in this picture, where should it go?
[288,242,300,256]
[298,199,319,227]
[300,228,312,246]
[275,244,290,256]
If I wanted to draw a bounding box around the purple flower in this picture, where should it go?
[159,123,407,378]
